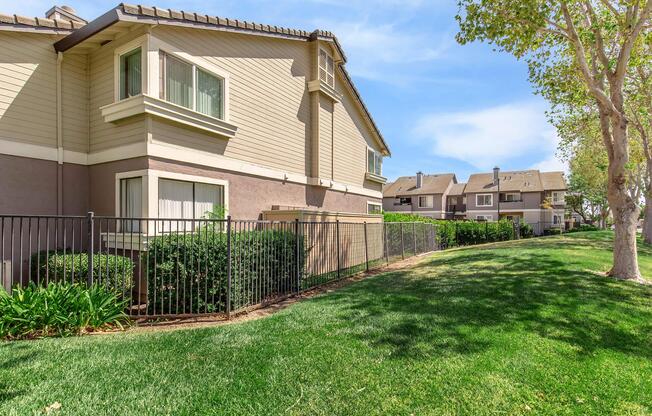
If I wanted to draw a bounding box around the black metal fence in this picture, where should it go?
[0,214,439,318]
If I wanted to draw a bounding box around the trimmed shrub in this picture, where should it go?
[544,228,563,235]
[30,251,135,296]
[146,228,304,314]
[383,213,515,247]
[519,223,534,238]
[566,224,599,233]
[0,283,129,339]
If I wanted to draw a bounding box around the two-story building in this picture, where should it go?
[381,172,457,219]
[0,4,390,220]
[464,170,566,225]
[383,170,567,231]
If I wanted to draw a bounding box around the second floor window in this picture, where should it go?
[476,194,493,207]
[319,48,335,88]
[500,192,520,202]
[159,52,224,119]
[367,149,383,176]
[552,191,565,204]
[119,48,142,100]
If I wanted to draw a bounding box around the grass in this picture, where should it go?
[1,231,651,415]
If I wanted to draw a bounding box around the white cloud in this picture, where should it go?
[413,102,561,171]
[312,19,452,82]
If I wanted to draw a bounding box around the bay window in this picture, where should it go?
[367,148,383,176]
[119,48,142,100]
[120,177,142,232]
[158,178,225,232]
[159,51,224,119]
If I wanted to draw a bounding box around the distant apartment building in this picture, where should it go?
[382,172,456,219]
[383,170,567,230]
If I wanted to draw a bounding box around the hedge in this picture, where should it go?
[30,251,135,297]
[146,228,304,314]
[383,212,516,247]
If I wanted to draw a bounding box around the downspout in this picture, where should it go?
[56,51,63,215]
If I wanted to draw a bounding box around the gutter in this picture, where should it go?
[56,51,63,215]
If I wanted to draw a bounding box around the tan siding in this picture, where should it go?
[151,26,311,175]
[319,96,333,179]
[62,53,89,152]
[149,117,228,155]
[88,30,147,153]
[0,32,58,148]
[332,73,380,188]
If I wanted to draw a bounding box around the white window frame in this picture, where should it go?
[553,214,563,225]
[114,37,149,102]
[476,215,493,221]
[113,35,231,122]
[115,169,229,233]
[319,47,335,88]
[418,195,434,208]
[158,50,226,120]
[552,191,565,204]
[502,192,520,202]
[367,202,382,214]
[366,147,383,176]
[476,193,493,207]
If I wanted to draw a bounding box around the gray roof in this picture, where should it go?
[383,174,456,197]
[465,170,566,193]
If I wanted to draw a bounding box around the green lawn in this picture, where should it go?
[2,231,652,415]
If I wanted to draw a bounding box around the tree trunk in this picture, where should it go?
[606,117,642,280]
[642,196,652,244]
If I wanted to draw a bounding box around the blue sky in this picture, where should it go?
[1,0,566,182]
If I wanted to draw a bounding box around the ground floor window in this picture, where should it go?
[476,215,492,221]
[553,214,563,225]
[418,195,434,208]
[120,177,142,232]
[158,178,224,231]
[367,202,382,214]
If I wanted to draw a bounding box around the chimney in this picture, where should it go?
[416,171,423,189]
[493,166,500,185]
[45,5,87,23]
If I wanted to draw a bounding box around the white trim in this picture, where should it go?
[307,79,342,102]
[115,169,230,219]
[114,35,149,102]
[0,140,382,199]
[476,193,493,207]
[100,95,238,138]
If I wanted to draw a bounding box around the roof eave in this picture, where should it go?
[54,6,121,52]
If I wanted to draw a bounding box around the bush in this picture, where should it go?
[147,228,303,314]
[30,252,135,296]
[544,228,562,235]
[383,213,515,247]
[519,222,534,238]
[567,224,599,233]
[0,283,129,339]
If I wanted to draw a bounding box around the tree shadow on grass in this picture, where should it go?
[310,243,652,361]
[0,343,37,403]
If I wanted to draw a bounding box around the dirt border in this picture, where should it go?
[127,252,436,334]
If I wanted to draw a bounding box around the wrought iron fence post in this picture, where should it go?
[226,215,232,319]
[86,211,94,286]
[336,220,341,279]
[400,222,405,260]
[364,222,369,271]
[294,219,300,294]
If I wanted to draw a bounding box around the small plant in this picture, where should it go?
[0,283,129,340]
